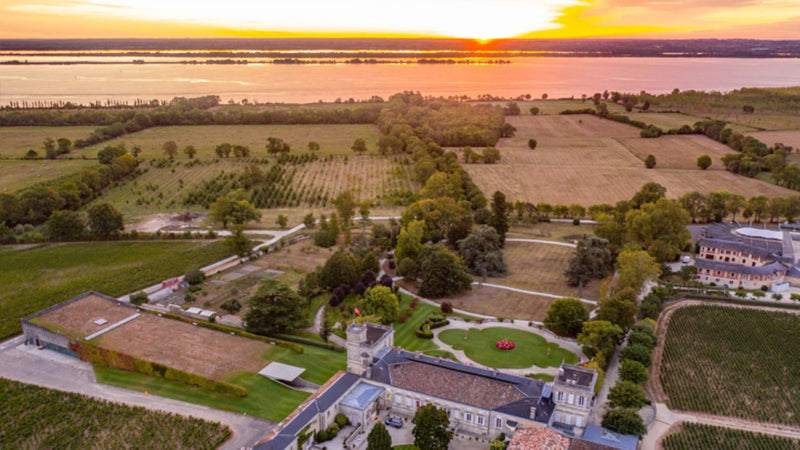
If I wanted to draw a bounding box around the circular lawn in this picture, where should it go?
[438,327,577,369]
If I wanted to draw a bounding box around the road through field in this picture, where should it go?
[0,336,274,450]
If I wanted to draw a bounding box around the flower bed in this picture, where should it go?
[496,339,515,350]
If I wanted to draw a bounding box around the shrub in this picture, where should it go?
[644,154,657,168]
[628,330,657,350]
[315,430,329,442]
[602,408,646,436]
[130,291,149,305]
[327,422,340,437]
[335,413,349,427]
[220,299,242,313]
[184,267,206,285]
[619,359,649,384]
[397,257,419,280]
[440,301,453,314]
[528,139,537,150]
[620,343,652,367]
[608,381,649,408]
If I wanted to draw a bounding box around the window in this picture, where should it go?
[477,416,484,426]
[578,396,586,407]
[557,391,564,402]
[415,400,420,408]
[464,413,473,422]
[495,417,503,428]
[575,417,583,428]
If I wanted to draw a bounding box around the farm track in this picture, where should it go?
[645,299,800,449]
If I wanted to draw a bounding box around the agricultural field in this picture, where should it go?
[659,305,800,426]
[485,241,600,300]
[463,114,796,205]
[95,155,415,222]
[0,159,96,192]
[622,112,701,131]
[0,126,96,158]
[493,99,628,115]
[506,222,596,242]
[662,423,800,450]
[440,286,556,322]
[0,240,232,340]
[438,327,577,369]
[77,124,380,158]
[0,377,231,449]
[748,130,800,155]
[617,135,732,170]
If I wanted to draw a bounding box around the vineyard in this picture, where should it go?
[660,305,800,425]
[0,377,231,449]
[662,423,800,450]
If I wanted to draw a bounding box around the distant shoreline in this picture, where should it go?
[2,38,799,58]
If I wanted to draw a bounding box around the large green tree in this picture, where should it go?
[616,250,661,293]
[224,227,254,257]
[602,408,646,437]
[367,423,392,450]
[458,225,506,277]
[395,220,425,264]
[596,288,639,330]
[619,360,649,384]
[543,297,589,337]
[608,381,649,409]
[244,279,306,335]
[625,198,691,262]
[87,202,124,237]
[488,191,509,245]
[19,187,65,225]
[412,405,452,450]
[209,195,262,229]
[319,251,360,290]
[565,234,613,287]
[357,286,399,325]
[45,210,86,241]
[578,320,623,359]
[419,247,472,299]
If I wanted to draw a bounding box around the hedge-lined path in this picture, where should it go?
[0,336,274,450]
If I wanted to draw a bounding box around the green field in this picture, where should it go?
[0,126,96,158]
[263,345,346,385]
[662,423,799,450]
[0,240,232,339]
[392,295,442,352]
[94,366,309,422]
[0,159,96,192]
[0,377,231,449]
[78,124,380,158]
[438,327,577,369]
[660,305,800,425]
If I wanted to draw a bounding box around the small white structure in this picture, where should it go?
[259,362,307,383]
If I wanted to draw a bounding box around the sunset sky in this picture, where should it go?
[1,0,798,40]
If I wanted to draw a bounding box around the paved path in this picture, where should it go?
[0,337,273,450]
[506,238,577,248]
[473,282,597,305]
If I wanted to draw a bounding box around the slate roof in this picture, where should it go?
[698,237,780,261]
[555,365,596,392]
[695,258,787,277]
[578,425,639,450]
[368,349,553,422]
[254,371,359,450]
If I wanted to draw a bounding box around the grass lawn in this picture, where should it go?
[94,365,309,422]
[0,126,97,158]
[78,124,380,159]
[439,327,577,369]
[0,240,232,340]
[507,222,595,242]
[1,377,231,449]
[392,295,439,352]
[0,159,97,192]
[263,345,346,385]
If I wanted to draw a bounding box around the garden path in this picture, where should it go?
[472,282,597,305]
[505,238,577,248]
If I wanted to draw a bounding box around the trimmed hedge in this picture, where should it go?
[414,314,451,339]
[71,341,247,397]
[272,333,346,352]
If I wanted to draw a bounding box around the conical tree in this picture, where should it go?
[367,423,392,450]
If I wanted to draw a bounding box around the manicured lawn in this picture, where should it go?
[94,365,309,422]
[393,295,439,352]
[0,377,231,449]
[439,327,577,369]
[0,240,232,340]
[263,345,346,385]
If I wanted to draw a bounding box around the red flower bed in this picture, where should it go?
[496,339,515,350]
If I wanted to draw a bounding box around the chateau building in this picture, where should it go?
[695,238,787,290]
[255,322,601,449]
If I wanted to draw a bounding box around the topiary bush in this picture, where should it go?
[220,299,242,313]
[184,267,206,285]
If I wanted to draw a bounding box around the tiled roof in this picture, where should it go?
[508,427,571,450]
[695,258,787,277]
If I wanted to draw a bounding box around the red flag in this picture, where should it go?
[354,307,361,315]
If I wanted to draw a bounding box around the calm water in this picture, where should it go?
[1,57,799,105]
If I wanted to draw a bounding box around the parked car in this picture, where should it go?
[384,416,403,428]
